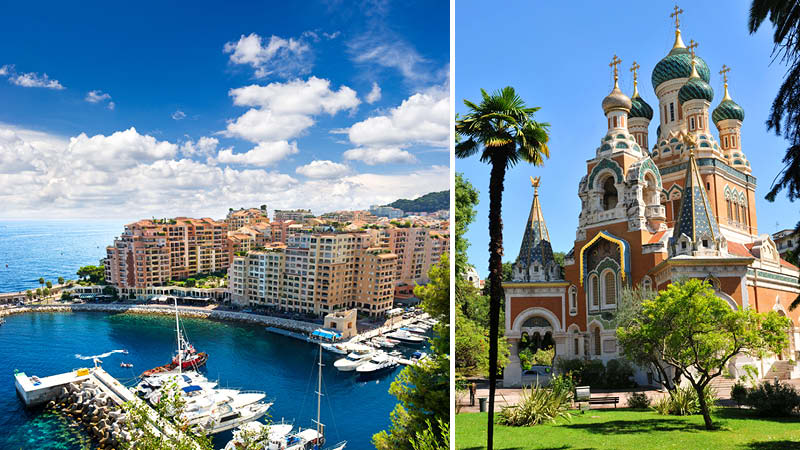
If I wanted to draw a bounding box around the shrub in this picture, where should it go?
[531,348,555,366]
[745,380,800,417]
[497,384,572,426]
[554,358,634,389]
[605,359,635,388]
[627,392,650,409]
[652,386,716,416]
[549,373,576,401]
[731,382,748,408]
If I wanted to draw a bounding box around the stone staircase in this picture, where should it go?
[709,377,736,400]
[765,360,800,380]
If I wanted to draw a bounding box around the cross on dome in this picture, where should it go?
[670,5,684,29]
[687,39,698,59]
[609,54,622,87]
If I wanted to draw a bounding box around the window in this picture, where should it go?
[735,202,741,223]
[724,136,728,148]
[613,116,618,128]
[670,103,675,122]
[603,271,616,306]
[690,117,695,130]
[663,105,667,122]
[602,177,618,210]
[642,277,652,291]
[574,338,579,356]
[569,286,577,314]
[727,199,732,220]
[741,205,747,227]
[594,327,602,355]
[590,275,599,308]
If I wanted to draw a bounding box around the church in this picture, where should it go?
[503,8,800,387]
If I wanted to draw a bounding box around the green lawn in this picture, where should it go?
[456,408,800,449]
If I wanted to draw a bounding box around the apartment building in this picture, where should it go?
[381,226,449,285]
[773,228,799,258]
[224,207,269,231]
[229,231,397,317]
[273,209,314,222]
[319,210,378,224]
[105,217,232,288]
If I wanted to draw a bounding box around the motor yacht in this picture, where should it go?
[355,353,398,374]
[333,351,375,371]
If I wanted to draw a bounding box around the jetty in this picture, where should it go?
[15,366,202,449]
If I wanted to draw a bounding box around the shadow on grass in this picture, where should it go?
[714,408,800,423]
[563,418,707,435]
[741,441,800,449]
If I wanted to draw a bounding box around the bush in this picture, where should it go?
[549,373,576,401]
[605,359,635,388]
[627,392,650,409]
[554,358,635,389]
[497,383,572,426]
[652,386,716,416]
[731,382,748,408]
[745,380,800,417]
[531,348,555,366]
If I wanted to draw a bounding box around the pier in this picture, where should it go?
[15,367,202,449]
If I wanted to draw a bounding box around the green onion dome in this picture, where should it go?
[602,83,632,114]
[652,48,711,92]
[678,76,714,103]
[630,92,654,120]
[712,87,745,124]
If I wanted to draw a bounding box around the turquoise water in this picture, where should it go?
[0,311,410,449]
[0,220,124,293]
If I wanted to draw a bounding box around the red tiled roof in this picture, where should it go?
[780,258,799,270]
[727,241,754,258]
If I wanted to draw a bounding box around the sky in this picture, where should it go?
[457,0,800,278]
[0,0,449,222]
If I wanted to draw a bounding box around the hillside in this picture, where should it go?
[385,190,449,213]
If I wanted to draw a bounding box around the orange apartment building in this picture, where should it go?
[105,217,232,288]
[381,226,449,286]
[502,19,800,387]
[224,207,270,231]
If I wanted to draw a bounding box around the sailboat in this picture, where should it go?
[141,298,208,377]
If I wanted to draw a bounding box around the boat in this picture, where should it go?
[223,420,294,450]
[141,298,207,377]
[333,351,375,372]
[385,330,425,344]
[355,353,398,375]
[410,351,428,364]
[400,326,426,334]
[120,362,133,368]
[321,342,372,355]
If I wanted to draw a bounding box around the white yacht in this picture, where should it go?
[385,330,425,344]
[223,420,294,450]
[401,326,427,334]
[355,353,398,374]
[333,351,375,371]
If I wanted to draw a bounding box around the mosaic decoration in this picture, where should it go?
[587,158,624,189]
[671,150,721,244]
[579,231,630,286]
[515,177,556,279]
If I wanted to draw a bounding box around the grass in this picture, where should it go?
[456,408,800,449]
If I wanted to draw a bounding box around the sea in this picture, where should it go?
[0,220,125,293]
[0,311,409,449]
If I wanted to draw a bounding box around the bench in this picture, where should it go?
[587,396,620,408]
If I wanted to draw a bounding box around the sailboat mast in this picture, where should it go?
[175,297,182,374]
[317,342,323,438]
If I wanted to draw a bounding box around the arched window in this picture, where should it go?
[642,277,652,292]
[602,177,618,210]
[589,274,599,309]
[726,199,732,221]
[669,103,675,122]
[690,117,695,130]
[574,337,579,356]
[613,116,618,128]
[741,204,747,227]
[603,271,617,306]
[735,201,741,223]
[594,327,602,355]
[569,286,577,315]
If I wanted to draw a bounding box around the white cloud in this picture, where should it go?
[295,160,350,178]
[1,65,64,90]
[323,31,341,40]
[346,87,449,150]
[365,82,381,104]
[343,147,417,165]
[229,77,359,114]
[214,140,298,167]
[224,108,314,143]
[67,127,177,170]
[107,101,115,111]
[348,35,427,82]
[0,125,447,220]
[85,90,111,103]
[224,33,311,78]
[181,136,220,159]
[172,110,186,120]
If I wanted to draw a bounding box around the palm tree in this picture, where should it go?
[38,277,44,287]
[455,86,550,450]
[58,276,65,285]
[748,0,800,309]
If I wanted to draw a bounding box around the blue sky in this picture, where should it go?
[0,0,449,221]
[457,0,798,278]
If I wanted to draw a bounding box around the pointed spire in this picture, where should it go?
[687,39,699,78]
[720,64,732,101]
[670,5,686,50]
[672,138,721,248]
[630,61,641,98]
[515,177,557,281]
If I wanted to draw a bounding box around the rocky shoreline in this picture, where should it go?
[0,303,319,334]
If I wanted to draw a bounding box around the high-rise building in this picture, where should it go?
[381,226,449,285]
[225,207,269,231]
[105,217,232,288]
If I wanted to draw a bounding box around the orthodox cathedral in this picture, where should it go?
[503,8,800,387]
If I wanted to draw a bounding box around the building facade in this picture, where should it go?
[381,226,449,286]
[225,207,269,231]
[273,209,314,223]
[104,217,232,288]
[503,16,800,387]
[773,229,799,259]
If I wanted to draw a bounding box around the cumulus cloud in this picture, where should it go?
[365,82,381,104]
[1,64,64,90]
[85,90,111,103]
[107,101,115,111]
[295,160,350,178]
[229,77,359,114]
[343,147,417,165]
[224,108,314,143]
[214,141,298,167]
[224,33,312,78]
[181,136,220,159]
[0,125,447,219]
[172,110,186,120]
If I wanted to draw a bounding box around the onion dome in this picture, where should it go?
[630,88,654,120]
[602,84,631,114]
[712,84,745,124]
[652,31,711,91]
[678,62,713,103]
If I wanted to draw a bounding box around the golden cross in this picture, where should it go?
[670,5,684,29]
[609,54,622,82]
[687,39,698,59]
[719,64,730,84]
[630,61,640,84]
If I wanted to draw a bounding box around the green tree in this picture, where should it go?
[410,419,449,450]
[456,86,550,450]
[57,276,65,285]
[617,279,791,429]
[77,265,106,284]
[43,287,50,297]
[184,278,197,288]
[455,173,479,278]
[45,281,52,289]
[25,290,32,300]
[748,1,800,309]
[38,277,44,286]
[35,288,42,298]
[373,253,449,450]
